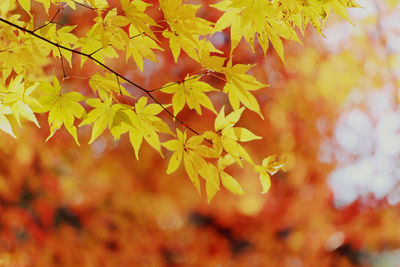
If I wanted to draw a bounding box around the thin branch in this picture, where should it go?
[71,0,97,11]
[0,17,201,136]
[207,72,227,83]
[34,6,63,32]
[115,74,122,95]
[57,46,67,79]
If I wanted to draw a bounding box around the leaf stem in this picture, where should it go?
[57,46,67,79]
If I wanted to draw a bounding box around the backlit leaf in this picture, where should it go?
[220,172,243,195]
[259,170,271,194]
[39,77,86,145]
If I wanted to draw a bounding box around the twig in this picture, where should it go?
[34,6,63,32]
[115,74,122,95]
[57,46,67,79]
[207,72,227,83]
[71,0,97,11]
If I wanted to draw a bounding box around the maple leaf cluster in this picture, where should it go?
[0,0,358,201]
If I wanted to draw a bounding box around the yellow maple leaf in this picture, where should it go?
[131,97,170,156]
[217,155,243,195]
[163,129,186,174]
[0,104,15,138]
[223,60,268,118]
[1,75,40,128]
[214,106,257,166]
[79,96,121,145]
[126,25,163,71]
[253,155,286,194]
[39,77,86,145]
[161,75,218,116]
[121,0,158,40]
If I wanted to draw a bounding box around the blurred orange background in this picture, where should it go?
[1,0,400,266]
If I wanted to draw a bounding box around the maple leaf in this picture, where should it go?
[0,108,15,138]
[129,96,171,157]
[89,73,132,100]
[198,51,225,73]
[0,0,360,203]
[254,155,286,194]
[79,96,121,145]
[88,9,130,50]
[121,0,158,40]
[211,1,242,53]
[164,129,220,200]
[213,0,306,60]
[218,155,243,195]
[160,0,216,62]
[161,75,218,117]
[221,60,268,118]
[163,129,186,174]
[213,106,260,166]
[112,97,171,159]
[160,0,214,36]
[77,36,119,66]
[38,24,78,67]
[164,130,219,175]
[39,77,86,145]
[0,75,40,129]
[126,25,163,72]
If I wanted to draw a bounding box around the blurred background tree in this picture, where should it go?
[1,0,400,266]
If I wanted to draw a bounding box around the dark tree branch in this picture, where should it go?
[57,46,67,79]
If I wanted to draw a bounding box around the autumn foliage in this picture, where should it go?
[1,0,400,266]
